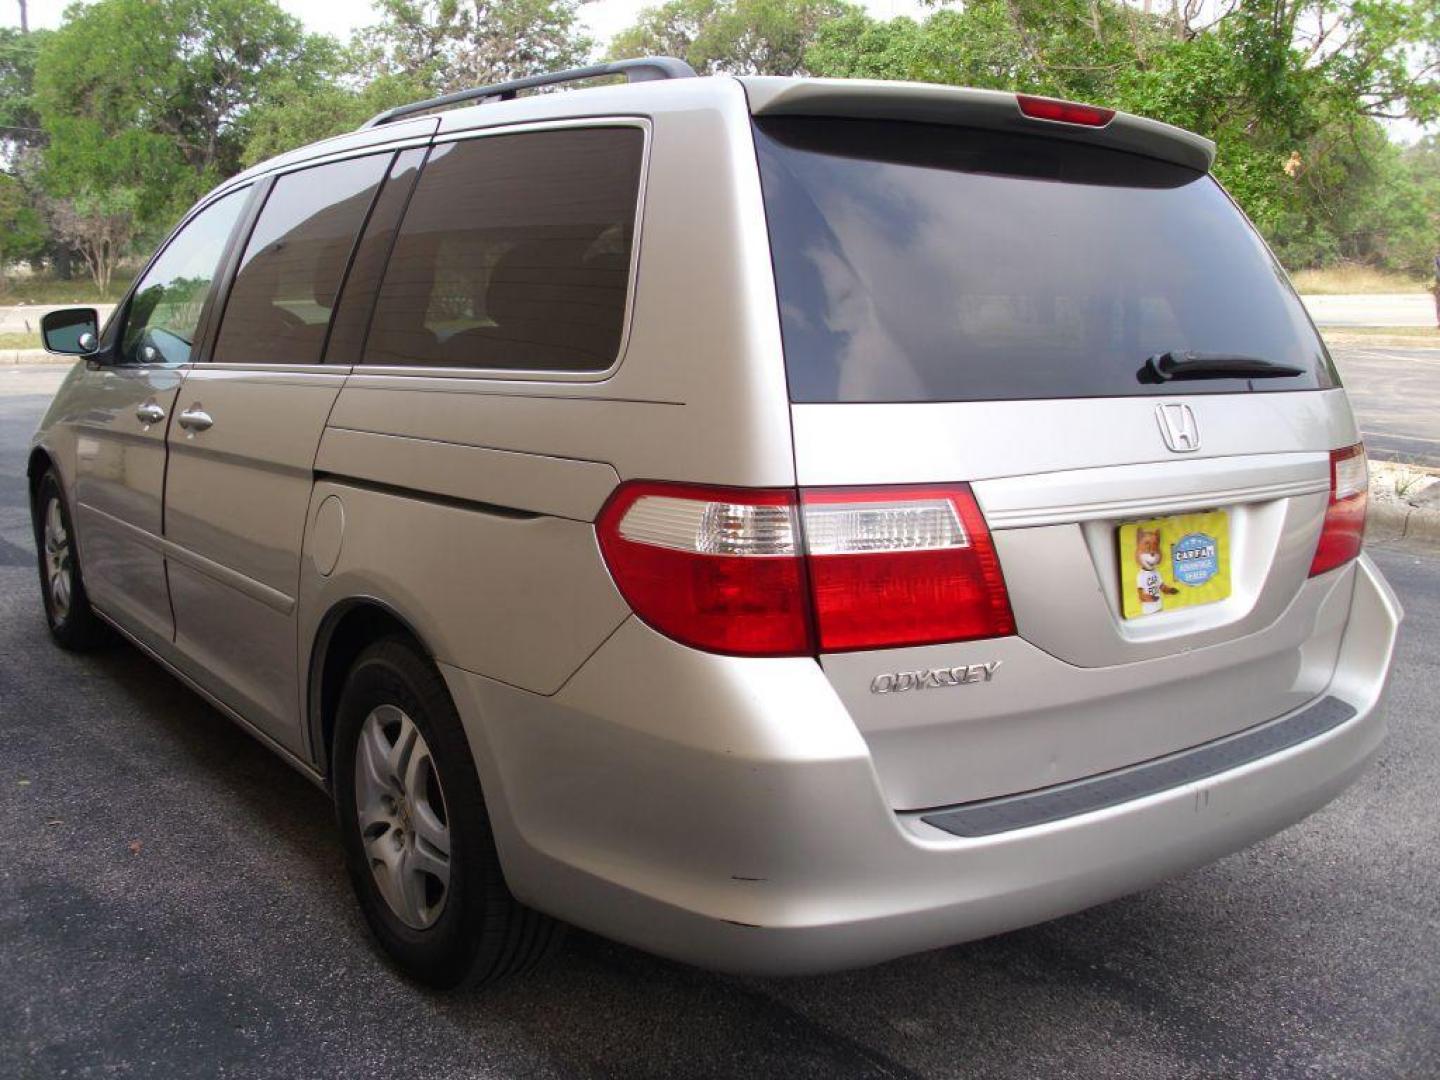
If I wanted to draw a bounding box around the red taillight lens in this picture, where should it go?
[595,482,813,656]
[1308,444,1368,577]
[596,481,1014,657]
[801,485,1015,651]
[1016,94,1116,127]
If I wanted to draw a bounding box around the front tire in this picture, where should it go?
[33,469,110,651]
[332,637,563,988]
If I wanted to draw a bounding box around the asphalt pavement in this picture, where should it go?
[1331,346,1440,466]
[2,371,1438,1079]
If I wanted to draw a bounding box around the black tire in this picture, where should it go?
[33,468,111,651]
[332,636,563,989]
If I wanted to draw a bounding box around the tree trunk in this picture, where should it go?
[18,0,27,34]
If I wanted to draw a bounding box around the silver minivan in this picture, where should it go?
[29,59,1402,988]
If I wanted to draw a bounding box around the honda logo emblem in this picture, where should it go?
[1155,403,1200,452]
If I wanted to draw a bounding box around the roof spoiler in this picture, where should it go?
[739,77,1215,173]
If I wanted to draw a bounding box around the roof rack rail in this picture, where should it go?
[359,56,699,129]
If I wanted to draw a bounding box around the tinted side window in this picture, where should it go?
[213,154,389,366]
[323,148,427,365]
[121,189,247,366]
[364,127,644,371]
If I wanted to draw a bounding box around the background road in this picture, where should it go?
[1300,293,1435,328]
[2,369,1437,1079]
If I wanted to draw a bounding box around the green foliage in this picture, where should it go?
[240,65,433,168]
[244,0,595,164]
[0,172,46,269]
[29,0,340,261]
[13,0,1439,290]
[34,0,332,178]
[0,27,49,159]
[48,186,143,293]
[804,0,1440,275]
[357,0,593,95]
[609,0,860,75]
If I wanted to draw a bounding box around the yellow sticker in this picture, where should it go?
[1117,510,1231,620]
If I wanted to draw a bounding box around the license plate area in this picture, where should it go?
[1117,509,1231,620]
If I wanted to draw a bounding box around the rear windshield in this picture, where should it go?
[753,118,1336,403]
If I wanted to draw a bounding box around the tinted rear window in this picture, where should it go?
[754,118,1335,403]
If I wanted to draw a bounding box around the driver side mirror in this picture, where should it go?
[40,308,100,356]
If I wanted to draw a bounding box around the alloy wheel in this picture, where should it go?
[43,497,72,621]
[354,705,452,930]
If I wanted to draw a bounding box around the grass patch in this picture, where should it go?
[0,331,41,350]
[1290,265,1428,295]
[0,274,125,306]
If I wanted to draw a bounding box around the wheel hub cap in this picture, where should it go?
[354,705,451,930]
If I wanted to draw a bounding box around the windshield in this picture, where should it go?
[753,117,1336,403]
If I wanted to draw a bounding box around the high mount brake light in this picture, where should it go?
[1016,94,1116,128]
[1309,444,1368,577]
[596,482,1015,657]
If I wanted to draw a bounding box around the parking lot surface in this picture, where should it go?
[1331,346,1440,465]
[2,373,1437,1079]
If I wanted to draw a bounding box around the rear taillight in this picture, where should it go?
[1308,444,1368,577]
[801,486,1015,651]
[596,481,1014,657]
[1016,94,1116,127]
[595,483,811,656]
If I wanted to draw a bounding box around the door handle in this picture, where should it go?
[177,406,214,432]
[135,401,166,425]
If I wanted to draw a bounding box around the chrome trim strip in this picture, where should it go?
[983,476,1330,529]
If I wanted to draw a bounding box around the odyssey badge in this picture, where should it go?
[871,662,1001,694]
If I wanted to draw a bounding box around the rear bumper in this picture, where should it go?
[444,554,1401,976]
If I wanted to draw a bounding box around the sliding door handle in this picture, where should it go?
[177,406,214,432]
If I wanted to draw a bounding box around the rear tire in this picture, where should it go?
[332,636,563,989]
[33,469,111,652]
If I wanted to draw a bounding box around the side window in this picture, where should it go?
[212,154,389,366]
[121,189,247,366]
[323,148,426,365]
[364,126,645,372]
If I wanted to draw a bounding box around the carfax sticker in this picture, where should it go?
[1117,510,1231,619]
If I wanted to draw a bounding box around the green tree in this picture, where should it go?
[610,0,860,75]
[48,187,141,294]
[0,26,50,161]
[241,71,431,166]
[34,0,336,185]
[357,0,594,96]
[0,172,46,278]
[246,0,597,164]
[804,0,1440,274]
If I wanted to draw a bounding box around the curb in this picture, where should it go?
[1367,458,1440,550]
[0,349,58,365]
[1367,499,1440,549]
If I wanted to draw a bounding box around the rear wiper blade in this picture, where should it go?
[1139,351,1307,383]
